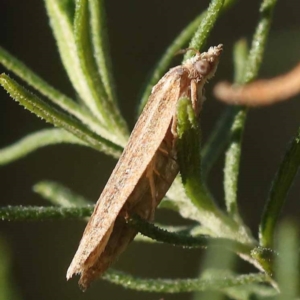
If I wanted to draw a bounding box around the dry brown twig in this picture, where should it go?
[214,62,300,106]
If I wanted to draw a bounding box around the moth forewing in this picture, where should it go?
[67,44,223,290]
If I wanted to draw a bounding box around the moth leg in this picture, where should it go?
[190,78,200,115]
[157,147,169,156]
[170,115,178,137]
[153,168,171,185]
[153,169,172,185]
[158,147,177,164]
[145,160,157,220]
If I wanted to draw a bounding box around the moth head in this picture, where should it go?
[186,44,223,79]
[194,59,211,76]
[197,44,223,79]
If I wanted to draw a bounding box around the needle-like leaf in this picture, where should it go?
[0,74,122,157]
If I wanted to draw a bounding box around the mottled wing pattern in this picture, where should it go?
[67,66,189,277]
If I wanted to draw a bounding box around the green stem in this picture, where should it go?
[184,0,225,61]
[88,0,117,104]
[103,270,269,293]
[0,206,93,221]
[128,215,252,255]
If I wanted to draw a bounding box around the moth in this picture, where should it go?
[67,44,223,290]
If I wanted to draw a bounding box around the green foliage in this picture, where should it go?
[0,237,21,300]
[1,0,300,298]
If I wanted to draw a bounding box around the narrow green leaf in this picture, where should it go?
[224,0,278,220]
[73,0,106,107]
[0,129,85,166]
[184,0,225,61]
[259,128,300,247]
[223,40,248,220]
[0,46,116,141]
[176,98,253,243]
[0,205,93,221]
[275,222,299,299]
[138,0,237,112]
[33,180,92,207]
[242,0,279,252]
[260,0,277,12]
[232,39,248,83]
[88,0,128,136]
[0,74,123,158]
[44,0,127,141]
[88,0,117,104]
[133,224,194,244]
[0,237,21,300]
[73,0,128,138]
[103,269,269,293]
[45,0,101,119]
[74,0,106,105]
[134,224,198,243]
[0,203,247,255]
[176,98,213,211]
[243,0,277,83]
[128,215,252,254]
[224,108,247,218]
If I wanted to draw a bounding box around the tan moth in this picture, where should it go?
[67,45,223,290]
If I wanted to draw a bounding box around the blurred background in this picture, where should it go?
[0,0,300,299]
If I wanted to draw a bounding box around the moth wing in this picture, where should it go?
[67,66,188,278]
